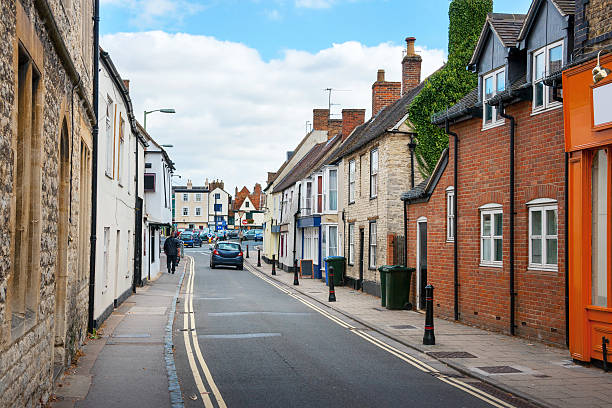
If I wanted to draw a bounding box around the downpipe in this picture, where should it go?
[498,102,516,336]
[445,120,459,321]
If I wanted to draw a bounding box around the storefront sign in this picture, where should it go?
[593,82,612,127]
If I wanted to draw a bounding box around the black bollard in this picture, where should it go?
[272,255,276,275]
[257,249,262,267]
[423,284,435,345]
[328,265,336,302]
[246,245,249,258]
[603,336,609,372]
[293,259,299,285]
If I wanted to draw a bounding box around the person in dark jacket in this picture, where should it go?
[163,231,180,274]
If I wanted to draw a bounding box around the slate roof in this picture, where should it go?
[469,13,526,66]
[326,81,426,165]
[517,0,575,41]
[272,135,341,193]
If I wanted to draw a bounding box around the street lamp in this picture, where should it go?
[143,108,176,130]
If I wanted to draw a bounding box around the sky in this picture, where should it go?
[100,0,533,194]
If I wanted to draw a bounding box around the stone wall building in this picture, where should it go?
[0,0,95,405]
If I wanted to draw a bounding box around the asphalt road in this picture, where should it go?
[173,247,497,408]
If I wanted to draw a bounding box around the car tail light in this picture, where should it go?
[213,250,219,256]
[238,252,243,257]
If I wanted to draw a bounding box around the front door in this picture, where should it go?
[417,220,428,310]
[358,228,365,291]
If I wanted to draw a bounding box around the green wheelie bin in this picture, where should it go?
[324,256,345,286]
[381,265,414,310]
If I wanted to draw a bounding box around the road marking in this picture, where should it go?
[198,333,282,339]
[182,256,227,408]
[245,264,517,408]
[207,311,312,316]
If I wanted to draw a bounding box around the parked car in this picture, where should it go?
[216,230,228,240]
[254,229,263,241]
[199,230,210,241]
[210,241,243,269]
[242,230,256,241]
[180,231,202,248]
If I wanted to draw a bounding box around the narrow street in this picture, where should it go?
[173,244,498,408]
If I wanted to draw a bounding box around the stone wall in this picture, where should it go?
[0,0,93,405]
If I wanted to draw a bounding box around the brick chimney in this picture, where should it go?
[313,109,330,131]
[123,79,130,93]
[402,37,422,95]
[328,119,343,139]
[372,70,401,117]
[341,109,366,140]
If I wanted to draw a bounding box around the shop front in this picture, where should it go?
[564,52,612,363]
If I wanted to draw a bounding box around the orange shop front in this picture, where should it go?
[564,52,612,363]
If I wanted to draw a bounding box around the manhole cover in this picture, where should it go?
[427,351,477,359]
[390,325,417,330]
[477,366,522,374]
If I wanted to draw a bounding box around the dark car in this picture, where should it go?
[180,231,202,248]
[242,230,256,241]
[210,241,243,269]
[227,230,239,239]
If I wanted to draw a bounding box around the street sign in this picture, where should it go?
[207,233,213,238]
[242,220,248,225]
[216,225,223,231]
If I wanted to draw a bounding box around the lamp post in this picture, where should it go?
[143,108,176,131]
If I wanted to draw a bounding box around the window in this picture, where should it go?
[195,207,202,216]
[214,203,222,212]
[105,96,114,176]
[349,159,356,203]
[145,162,152,168]
[321,227,326,261]
[329,226,338,257]
[304,181,312,215]
[144,173,155,192]
[591,149,608,307]
[215,193,220,199]
[446,187,455,241]
[117,114,125,185]
[245,201,250,208]
[480,205,503,266]
[183,193,188,202]
[195,193,202,202]
[369,222,377,269]
[483,68,505,128]
[348,224,355,264]
[528,201,558,270]
[182,207,189,216]
[316,175,323,213]
[533,41,563,111]
[328,169,337,211]
[370,149,378,198]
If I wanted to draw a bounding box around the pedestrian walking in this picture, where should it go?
[163,231,180,274]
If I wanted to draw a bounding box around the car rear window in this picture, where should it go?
[182,233,192,239]
[218,243,240,251]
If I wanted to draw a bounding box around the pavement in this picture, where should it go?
[243,252,612,408]
[50,258,184,408]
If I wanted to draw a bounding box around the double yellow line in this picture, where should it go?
[183,256,226,408]
[247,266,517,408]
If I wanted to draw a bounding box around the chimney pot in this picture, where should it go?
[377,69,385,82]
[405,37,416,56]
[123,79,130,92]
[402,36,422,96]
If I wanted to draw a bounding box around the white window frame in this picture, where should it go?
[349,159,356,203]
[183,193,188,202]
[348,224,355,264]
[532,40,563,113]
[195,193,202,202]
[182,207,189,216]
[446,186,455,242]
[482,67,505,130]
[105,96,114,177]
[326,225,338,258]
[480,204,503,267]
[370,149,378,198]
[195,207,202,216]
[527,199,558,271]
[369,221,377,269]
[328,168,338,212]
[117,116,125,186]
[304,180,312,216]
[315,174,324,214]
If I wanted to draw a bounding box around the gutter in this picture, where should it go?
[34,0,96,126]
[498,101,516,336]
[446,120,460,321]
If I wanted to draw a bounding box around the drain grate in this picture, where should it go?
[427,351,477,359]
[477,366,522,374]
[390,324,417,330]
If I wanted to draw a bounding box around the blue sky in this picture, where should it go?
[99,0,535,191]
[101,0,533,61]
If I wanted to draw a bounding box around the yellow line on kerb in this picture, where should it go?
[182,256,226,407]
[245,264,517,408]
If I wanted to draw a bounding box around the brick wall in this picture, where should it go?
[575,0,612,55]
[313,109,330,131]
[401,37,422,96]
[329,119,343,139]
[341,109,366,141]
[372,70,401,117]
[405,100,567,346]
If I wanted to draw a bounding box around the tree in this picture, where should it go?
[409,0,492,176]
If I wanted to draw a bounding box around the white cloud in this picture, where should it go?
[264,9,283,20]
[101,31,445,191]
[295,0,334,8]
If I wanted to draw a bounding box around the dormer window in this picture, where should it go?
[532,41,563,112]
[483,67,505,129]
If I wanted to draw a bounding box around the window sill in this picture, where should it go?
[446,238,454,243]
[370,196,377,201]
[531,103,562,116]
[479,262,503,268]
[481,121,505,131]
[527,265,558,272]
[348,201,355,205]
[368,267,377,271]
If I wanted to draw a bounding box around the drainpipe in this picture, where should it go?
[408,136,417,189]
[446,120,460,321]
[403,200,408,268]
[292,185,302,271]
[88,0,100,333]
[498,102,516,336]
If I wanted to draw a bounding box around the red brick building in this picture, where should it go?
[403,1,575,346]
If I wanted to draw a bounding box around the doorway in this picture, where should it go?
[416,218,428,310]
[358,228,365,291]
